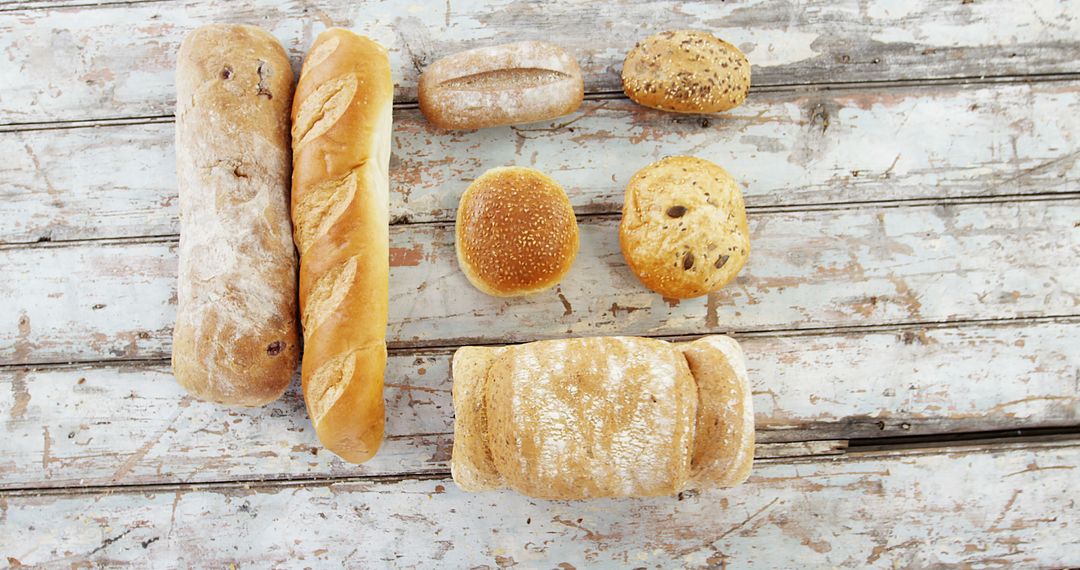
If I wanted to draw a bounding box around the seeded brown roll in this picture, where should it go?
[620,156,750,299]
[455,167,579,297]
[622,30,751,114]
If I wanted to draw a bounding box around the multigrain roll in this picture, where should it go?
[291,29,393,463]
[455,167,579,296]
[620,156,750,299]
[451,335,754,499]
[622,30,751,114]
[419,41,584,130]
[172,24,299,406]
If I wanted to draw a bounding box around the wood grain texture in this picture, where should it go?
[3,198,1079,365]
[1,441,1077,568]
[1,0,1079,123]
[1,318,1077,489]
[4,81,1079,244]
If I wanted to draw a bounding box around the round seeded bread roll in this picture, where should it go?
[619,156,749,299]
[456,167,579,296]
[622,30,750,114]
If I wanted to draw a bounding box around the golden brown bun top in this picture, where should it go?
[622,30,750,113]
[455,167,579,297]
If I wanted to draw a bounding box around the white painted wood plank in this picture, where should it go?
[3,199,1079,365]
[1,319,1076,489]
[1,442,1076,568]
[4,82,1079,244]
[1,0,1079,123]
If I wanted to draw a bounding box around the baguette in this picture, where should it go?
[419,41,584,130]
[451,335,754,499]
[171,24,298,406]
[291,29,393,463]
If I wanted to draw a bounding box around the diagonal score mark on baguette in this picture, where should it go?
[306,342,385,424]
[306,349,356,423]
[301,255,359,335]
[299,36,341,81]
[439,68,572,91]
[292,168,360,256]
[292,74,358,147]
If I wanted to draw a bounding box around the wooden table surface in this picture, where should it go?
[2,1,1079,567]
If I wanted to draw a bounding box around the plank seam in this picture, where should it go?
[2,435,1077,498]
[3,313,1079,372]
[0,0,167,12]
[2,73,1079,133]
[3,192,1079,249]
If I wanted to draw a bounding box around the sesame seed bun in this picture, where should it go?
[622,30,751,114]
[455,167,579,297]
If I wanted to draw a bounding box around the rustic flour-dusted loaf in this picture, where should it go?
[172,24,299,406]
[451,335,754,499]
[291,29,393,463]
[419,41,584,130]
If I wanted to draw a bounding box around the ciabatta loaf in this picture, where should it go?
[451,335,754,499]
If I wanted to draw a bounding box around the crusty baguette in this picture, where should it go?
[419,41,584,130]
[171,24,299,406]
[291,28,393,463]
[450,335,754,499]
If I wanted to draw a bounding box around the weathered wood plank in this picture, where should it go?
[4,81,1079,244]
[1,318,1076,489]
[1,441,1077,568]
[1,0,1079,124]
[3,199,1079,365]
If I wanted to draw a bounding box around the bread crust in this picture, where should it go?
[680,336,755,488]
[455,166,579,297]
[291,29,393,463]
[172,24,299,407]
[450,346,505,491]
[450,335,753,498]
[419,41,584,130]
[622,30,751,113]
[620,156,750,299]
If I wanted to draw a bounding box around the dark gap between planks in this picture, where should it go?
[3,72,1080,133]
[2,432,1078,498]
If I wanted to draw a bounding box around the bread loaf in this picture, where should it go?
[419,41,584,130]
[455,166,579,297]
[622,30,751,114]
[451,335,754,499]
[172,24,299,406]
[620,156,750,299]
[291,29,393,463]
